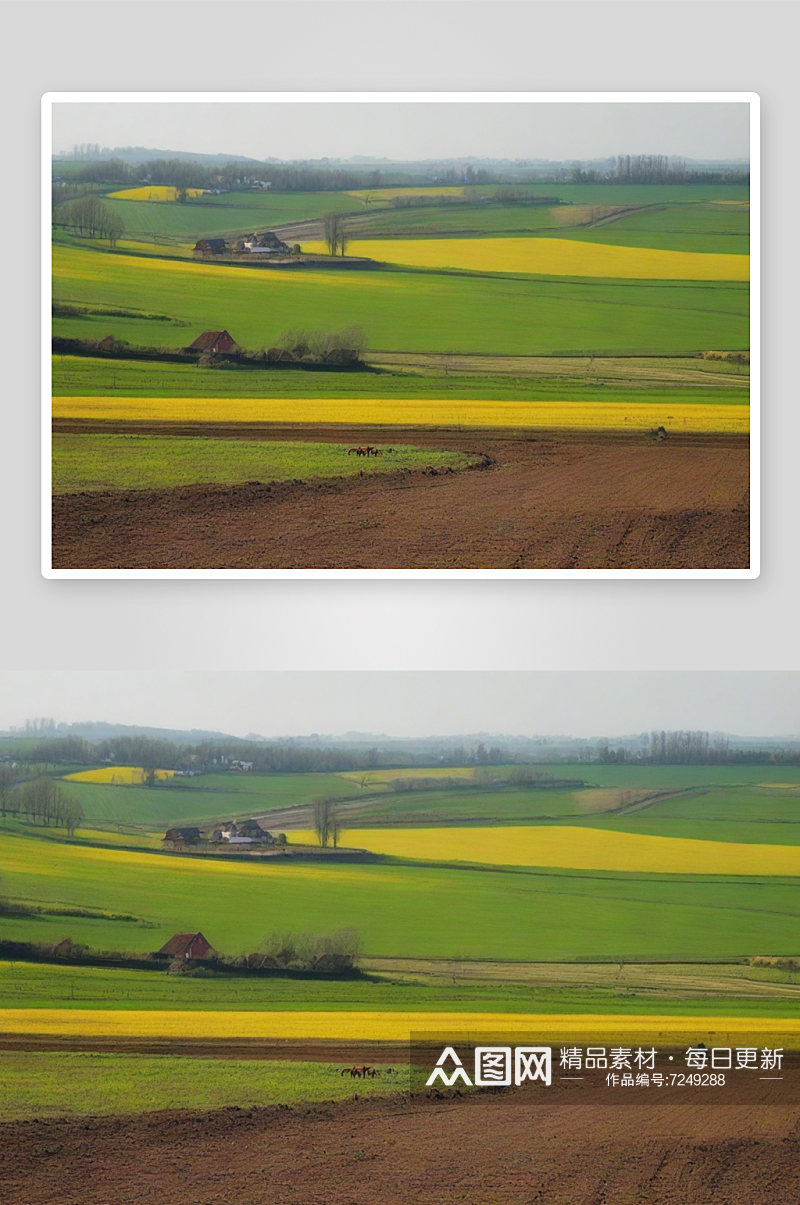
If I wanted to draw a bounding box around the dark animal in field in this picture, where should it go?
[340,1065,380,1078]
[656,426,668,441]
[347,446,382,458]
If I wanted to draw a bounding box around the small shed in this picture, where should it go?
[156,932,215,960]
[186,329,239,355]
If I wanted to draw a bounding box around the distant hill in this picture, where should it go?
[52,147,749,174]
[0,721,244,745]
[53,146,263,167]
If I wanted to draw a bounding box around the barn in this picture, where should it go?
[186,330,239,355]
[193,238,228,256]
[156,932,215,961]
[163,826,203,847]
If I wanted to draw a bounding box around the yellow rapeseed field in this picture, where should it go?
[348,187,466,202]
[339,767,479,785]
[1,1009,798,1046]
[297,825,800,876]
[52,396,748,434]
[64,766,175,785]
[306,237,750,281]
[106,186,204,202]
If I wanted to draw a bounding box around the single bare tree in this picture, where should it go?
[313,796,335,847]
[323,212,341,256]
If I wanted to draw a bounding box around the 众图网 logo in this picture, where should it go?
[426,1046,552,1088]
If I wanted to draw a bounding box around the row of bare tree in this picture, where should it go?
[53,195,125,246]
[313,796,342,848]
[2,777,84,836]
[323,211,350,256]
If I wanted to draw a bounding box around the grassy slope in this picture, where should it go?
[536,765,800,789]
[52,435,477,493]
[99,190,364,239]
[357,204,749,255]
[352,788,601,825]
[92,183,747,241]
[57,770,800,832]
[571,789,800,846]
[343,789,800,842]
[59,772,356,825]
[479,185,750,205]
[2,829,800,961]
[557,204,750,254]
[52,244,750,356]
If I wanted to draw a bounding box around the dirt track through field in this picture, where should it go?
[51,426,750,570]
[2,1091,797,1204]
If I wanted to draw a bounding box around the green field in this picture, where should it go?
[98,189,364,240]
[0,1051,400,1120]
[51,358,750,418]
[52,244,749,357]
[471,184,749,206]
[3,959,800,1017]
[530,764,800,789]
[88,183,749,243]
[352,203,565,239]
[44,765,800,832]
[57,771,357,826]
[353,201,749,255]
[3,825,800,962]
[52,435,478,494]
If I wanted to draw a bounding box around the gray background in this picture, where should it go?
[3,1,794,672]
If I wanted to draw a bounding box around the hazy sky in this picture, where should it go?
[51,101,750,162]
[0,673,794,739]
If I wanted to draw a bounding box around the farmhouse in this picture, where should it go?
[186,330,239,355]
[236,231,290,255]
[193,238,228,256]
[237,818,274,841]
[156,932,215,960]
[210,818,276,845]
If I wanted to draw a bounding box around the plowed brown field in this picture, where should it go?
[51,425,750,570]
[2,1091,796,1205]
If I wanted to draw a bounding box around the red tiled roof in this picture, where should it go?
[157,931,213,958]
[188,330,226,351]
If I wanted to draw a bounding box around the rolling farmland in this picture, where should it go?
[4,757,799,1129]
[50,179,751,569]
[52,244,749,357]
[3,767,800,962]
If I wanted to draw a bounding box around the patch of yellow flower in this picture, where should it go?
[52,396,748,434]
[106,186,204,202]
[64,766,174,785]
[313,824,800,876]
[307,236,750,281]
[339,767,479,785]
[347,187,466,202]
[1,1008,798,1047]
